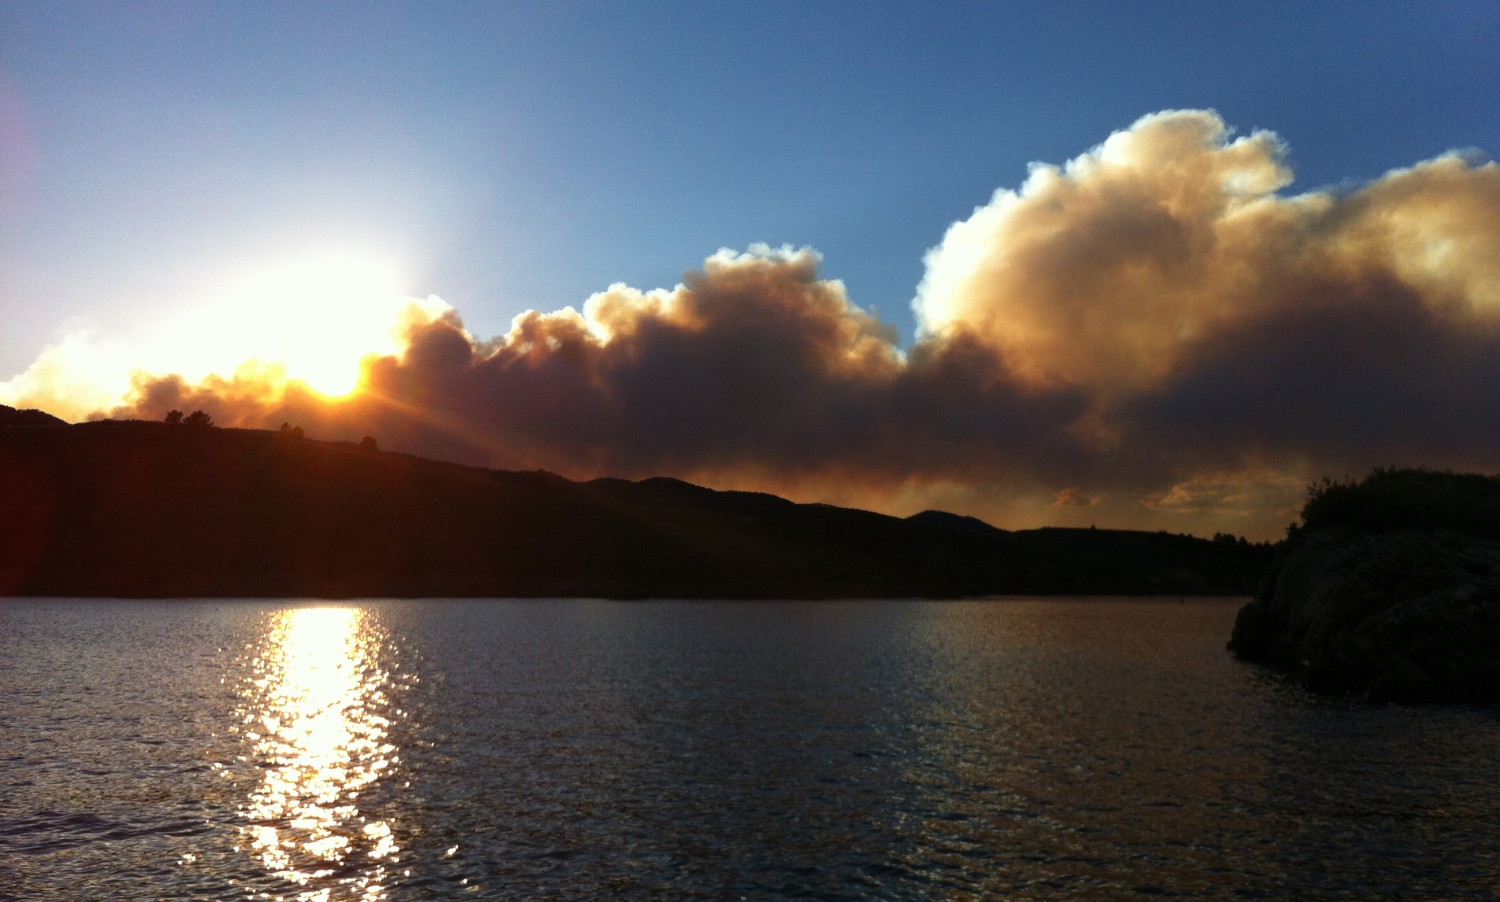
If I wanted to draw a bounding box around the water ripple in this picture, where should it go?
[2,598,1499,898]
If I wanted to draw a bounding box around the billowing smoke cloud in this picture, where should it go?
[909,109,1500,532]
[11,110,1498,539]
[102,247,1093,492]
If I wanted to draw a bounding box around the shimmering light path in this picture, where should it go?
[232,607,403,900]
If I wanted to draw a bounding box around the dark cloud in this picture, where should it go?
[1125,270,1500,473]
[60,111,1500,539]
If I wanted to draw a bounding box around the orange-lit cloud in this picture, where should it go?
[1052,487,1100,509]
[915,110,1499,395]
[6,110,1497,540]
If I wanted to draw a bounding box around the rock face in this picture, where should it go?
[1230,527,1500,703]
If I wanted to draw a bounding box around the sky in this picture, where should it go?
[2,1,1498,540]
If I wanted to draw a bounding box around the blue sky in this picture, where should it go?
[2,2,1498,536]
[5,1,1494,370]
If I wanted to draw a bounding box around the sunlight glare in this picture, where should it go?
[201,256,410,397]
[237,606,401,901]
[0,252,449,418]
[132,254,419,400]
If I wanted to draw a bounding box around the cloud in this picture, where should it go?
[0,331,134,421]
[911,109,1500,526]
[916,110,1301,394]
[109,245,1085,479]
[1052,487,1100,509]
[11,111,1498,540]
[1143,470,1306,520]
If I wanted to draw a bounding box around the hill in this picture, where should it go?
[0,405,68,427]
[0,409,1271,598]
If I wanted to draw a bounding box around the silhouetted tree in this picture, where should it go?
[279,422,304,439]
[359,435,378,453]
[164,410,183,425]
[184,410,214,429]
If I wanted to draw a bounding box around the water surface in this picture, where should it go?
[1,598,1496,898]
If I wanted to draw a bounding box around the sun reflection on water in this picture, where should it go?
[235,607,402,901]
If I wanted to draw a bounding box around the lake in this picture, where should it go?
[1,597,1497,899]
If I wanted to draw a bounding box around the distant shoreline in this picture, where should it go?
[0,409,1274,600]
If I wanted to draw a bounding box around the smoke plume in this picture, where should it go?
[8,110,1497,539]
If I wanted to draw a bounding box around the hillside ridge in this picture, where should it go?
[0,409,1271,598]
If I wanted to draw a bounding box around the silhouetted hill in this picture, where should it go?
[0,404,68,427]
[0,416,1272,598]
[905,509,1006,538]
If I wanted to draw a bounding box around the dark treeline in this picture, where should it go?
[1297,467,1500,541]
[0,407,1272,599]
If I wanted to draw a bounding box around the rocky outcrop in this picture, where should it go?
[1230,527,1500,703]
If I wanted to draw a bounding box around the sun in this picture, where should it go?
[226,257,406,397]
[165,254,416,398]
[0,252,438,421]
